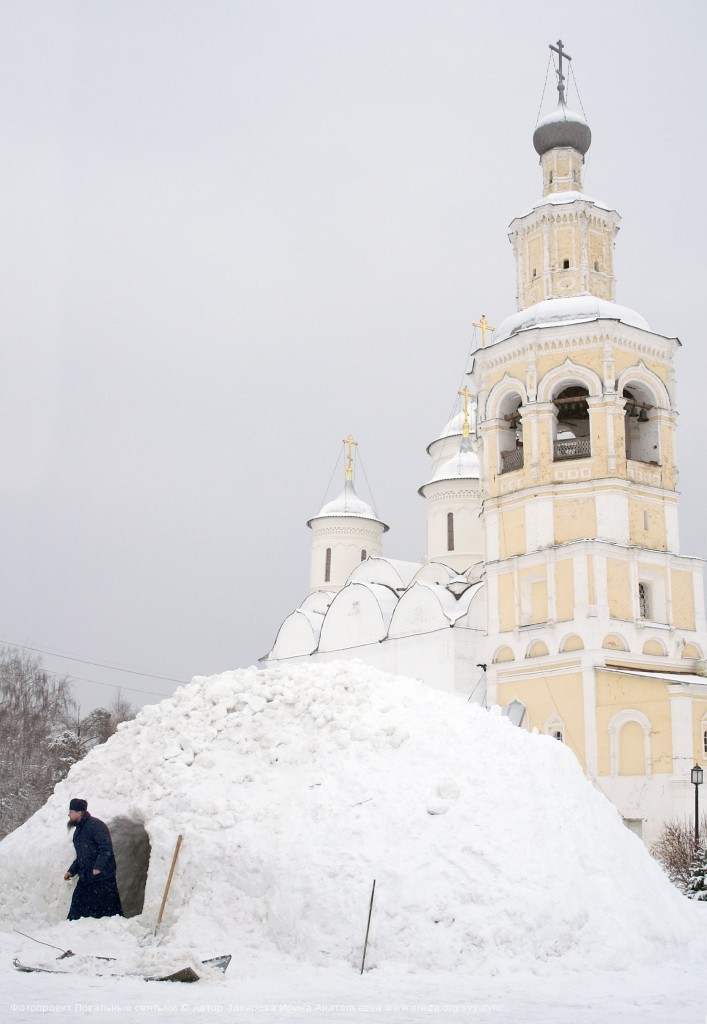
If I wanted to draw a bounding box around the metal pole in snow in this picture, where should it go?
[360,879,376,975]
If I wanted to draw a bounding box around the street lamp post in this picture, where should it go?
[691,763,704,850]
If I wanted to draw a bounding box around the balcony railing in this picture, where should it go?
[500,448,524,473]
[553,436,591,461]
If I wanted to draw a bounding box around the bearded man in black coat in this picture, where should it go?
[64,799,123,920]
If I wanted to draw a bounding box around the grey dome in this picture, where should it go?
[533,103,591,157]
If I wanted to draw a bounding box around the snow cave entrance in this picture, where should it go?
[109,817,151,919]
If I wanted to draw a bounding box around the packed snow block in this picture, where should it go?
[0,661,704,972]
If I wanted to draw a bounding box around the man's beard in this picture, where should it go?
[66,820,77,831]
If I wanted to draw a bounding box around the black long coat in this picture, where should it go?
[67,813,123,920]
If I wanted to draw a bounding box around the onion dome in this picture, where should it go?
[307,480,389,531]
[533,103,591,157]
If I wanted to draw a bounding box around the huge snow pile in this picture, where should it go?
[0,661,703,973]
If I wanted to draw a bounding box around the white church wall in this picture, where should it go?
[422,482,483,570]
[597,774,696,849]
[309,517,385,593]
[596,490,630,544]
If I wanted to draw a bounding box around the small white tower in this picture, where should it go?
[307,436,388,594]
[420,387,483,571]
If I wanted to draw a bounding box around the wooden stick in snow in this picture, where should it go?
[360,879,376,975]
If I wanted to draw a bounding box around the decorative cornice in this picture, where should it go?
[476,330,676,376]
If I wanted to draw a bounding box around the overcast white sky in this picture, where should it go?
[0,1,705,712]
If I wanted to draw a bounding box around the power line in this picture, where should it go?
[44,668,176,702]
[0,638,187,686]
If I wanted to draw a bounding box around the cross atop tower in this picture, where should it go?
[550,39,572,104]
[342,434,358,481]
[473,314,496,349]
[458,386,473,438]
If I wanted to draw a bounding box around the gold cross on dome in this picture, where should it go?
[458,386,472,438]
[473,314,496,349]
[342,434,358,481]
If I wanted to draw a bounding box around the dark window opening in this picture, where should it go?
[447,512,454,552]
[594,260,599,271]
[553,385,591,461]
[562,259,570,269]
[532,267,537,278]
[553,730,563,742]
[360,549,367,562]
[325,548,331,583]
[638,582,651,620]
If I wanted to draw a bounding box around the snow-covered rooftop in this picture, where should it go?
[420,443,481,489]
[514,190,614,219]
[533,102,591,156]
[495,296,650,343]
[308,480,388,530]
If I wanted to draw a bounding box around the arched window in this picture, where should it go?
[623,385,660,465]
[638,582,651,620]
[324,548,331,583]
[360,549,367,562]
[447,512,454,552]
[608,709,652,777]
[498,392,524,474]
[553,386,591,461]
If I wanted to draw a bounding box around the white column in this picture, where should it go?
[669,689,694,779]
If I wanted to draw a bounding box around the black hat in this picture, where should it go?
[69,798,88,812]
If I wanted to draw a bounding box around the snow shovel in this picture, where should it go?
[140,834,183,947]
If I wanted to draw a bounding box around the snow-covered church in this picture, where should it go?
[265,44,707,847]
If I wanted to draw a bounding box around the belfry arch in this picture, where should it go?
[487,379,526,475]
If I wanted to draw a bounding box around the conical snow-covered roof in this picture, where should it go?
[307,480,388,531]
[420,440,480,491]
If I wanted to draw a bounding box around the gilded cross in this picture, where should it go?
[342,434,358,481]
[473,314,496,349]
[550,39,572,104]
[458,386,472,438]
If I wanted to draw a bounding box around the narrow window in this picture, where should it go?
[549,170,553,183]
[643,511,649,531]
[360,549,367,562]
[447,512,454,552]
[562,258,570,269]
[703,729,707,756]
[553,730,563,742]
[324,548,331,583]
[594,260,599,271]
[638,582,651,620]
[532,267,537,278]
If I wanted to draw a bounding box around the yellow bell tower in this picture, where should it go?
[472,41,707,845]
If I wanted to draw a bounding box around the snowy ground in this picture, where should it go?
[2,930,707,1024]
[2,662,706,1022]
